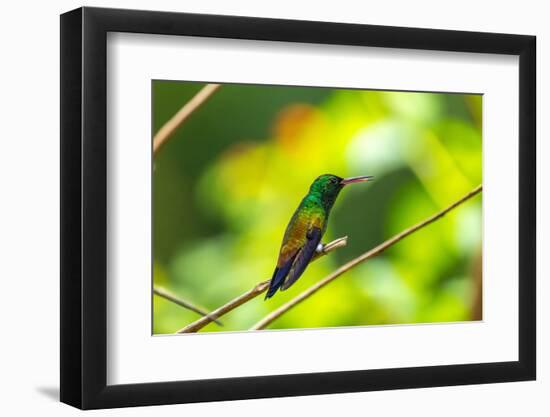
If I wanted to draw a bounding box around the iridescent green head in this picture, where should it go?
[309,173,373,210]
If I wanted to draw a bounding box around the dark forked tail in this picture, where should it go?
[265,255,296,299]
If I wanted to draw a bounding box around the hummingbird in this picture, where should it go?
[265,174,373,299]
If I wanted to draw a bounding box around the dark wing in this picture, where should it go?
[280,227,322,291]
[265,251,299,299]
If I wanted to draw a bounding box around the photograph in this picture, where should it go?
[57,5,537,411]
[152,81,483,335]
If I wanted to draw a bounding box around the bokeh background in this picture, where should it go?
[152,81,482,334]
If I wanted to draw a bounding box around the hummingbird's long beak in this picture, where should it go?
[340,175,374,185]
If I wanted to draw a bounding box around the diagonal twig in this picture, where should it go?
[176,236,349,333]
[154,287,223,326]
[153,83,221,156]
[250,185,483,330]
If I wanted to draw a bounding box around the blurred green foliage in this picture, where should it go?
[152,81,482,334]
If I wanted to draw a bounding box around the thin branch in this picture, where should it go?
[176,236,348,333]
[154,287,223,326]
[176,281,270,334]
[153,83,221,156]
[250,185,482,330]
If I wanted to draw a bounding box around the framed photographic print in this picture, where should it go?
[60,6,536,409]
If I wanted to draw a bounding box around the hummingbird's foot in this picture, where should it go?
[315,243,325,254]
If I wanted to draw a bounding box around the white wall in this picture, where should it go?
[0,0,545,415]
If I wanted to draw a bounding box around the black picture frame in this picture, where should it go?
[60,6,536,410]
